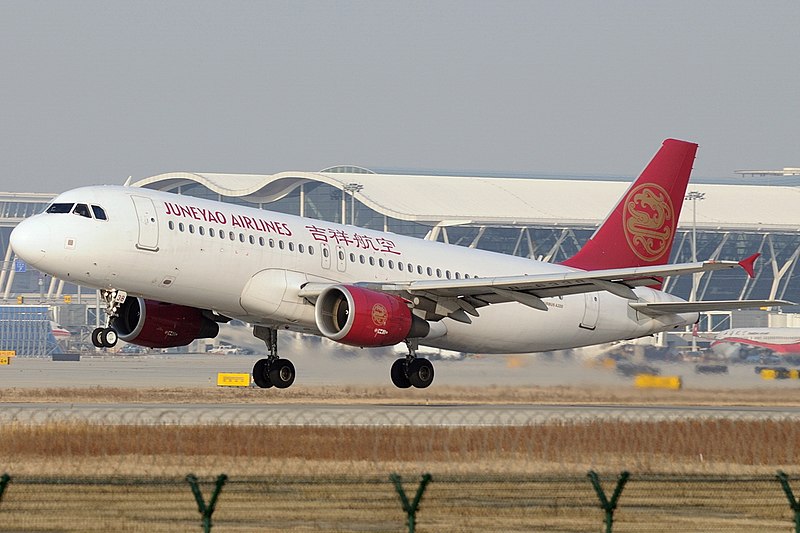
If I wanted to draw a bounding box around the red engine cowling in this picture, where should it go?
[315,285,417,347]
[111,297,220,348]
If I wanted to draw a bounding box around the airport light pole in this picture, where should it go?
[343,183,363,226]
[685,191,705,351]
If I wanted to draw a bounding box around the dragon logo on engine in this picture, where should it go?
[622,183,674,262]
[371,303,388,329]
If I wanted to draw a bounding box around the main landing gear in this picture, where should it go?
[90,289,126,348]
[251,326,296,389]
[390,340,434,389]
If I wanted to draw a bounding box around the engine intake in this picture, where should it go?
[111,297,220,348]
[315,285,429,347]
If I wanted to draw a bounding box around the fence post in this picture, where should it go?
[0,473,10,507]
[390,473,432,533]
[186,473,228,533]
[777,471,800,533]
[588,470,630,533]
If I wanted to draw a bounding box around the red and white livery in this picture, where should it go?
[10,139,789,389]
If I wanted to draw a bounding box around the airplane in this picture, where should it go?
[9,139,791,390]
[702,327,800,359]
[50,321,72,340]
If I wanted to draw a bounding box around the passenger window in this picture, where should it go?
[239,233,245,243]
[288,242,295,252]
[179,223,185,232]
[309,246,315,256]
[298,243,304,253]
[446,270,451,279]
[417,265,423,275]
[279,240,285,250]
[189,224,195,234]
[270,239,275,248]
[369,257,375,266]
[73,204,91,218]
[46,203,74,214]
[219,230,225,239]
[259,237,265,246]
[198,226,205,236]
[398,262,404,272]
[436,268,442,277]
[322,246,328,257]
[168,221,175,230]
[91,205,107,220]
[249,235,255,245]
[359,255,365,264]
[427,267,433,276]
[455,272,461,279]
[388,260,394,269]
[349,253,355,262]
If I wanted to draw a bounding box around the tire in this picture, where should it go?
[252,359,272,388]
[408,358,434,389]
[269,358,296,389]
[91,328,104,348]
[390,358,412,389]
[101,328,118,348]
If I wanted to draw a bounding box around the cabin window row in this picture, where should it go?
[166,220,474,279]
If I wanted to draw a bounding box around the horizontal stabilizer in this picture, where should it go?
[630,299,793,316]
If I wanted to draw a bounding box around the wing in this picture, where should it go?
[300,258,791,323]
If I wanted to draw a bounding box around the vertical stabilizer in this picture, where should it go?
[561,138,698,271]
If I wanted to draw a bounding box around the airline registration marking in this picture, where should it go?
[305,225,401,255]
[164,202,292,236]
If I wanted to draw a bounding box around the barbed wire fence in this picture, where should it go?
[3,408,800,530]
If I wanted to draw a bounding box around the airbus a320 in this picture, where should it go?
[10,139,789,389]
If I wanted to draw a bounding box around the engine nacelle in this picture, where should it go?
[111,297,220,348]
[315,285,429,347]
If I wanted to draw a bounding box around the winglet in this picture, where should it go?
[738,253,760,279]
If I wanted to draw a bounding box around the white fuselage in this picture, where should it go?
[12,185,697,354]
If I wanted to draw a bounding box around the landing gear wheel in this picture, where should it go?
[100,328,118,348]
[91,328,104,348]
[390,358,412,389]
[252,359,273,389]
[407,358,434,389]
[269,359,295,389]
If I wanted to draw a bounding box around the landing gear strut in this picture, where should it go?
[251,326,296,389]
[390,340,434,389]
[91,289,126,349]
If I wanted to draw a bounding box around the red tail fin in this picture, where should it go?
[561,138,698,271]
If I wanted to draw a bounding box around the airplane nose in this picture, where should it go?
[10,217,48,267]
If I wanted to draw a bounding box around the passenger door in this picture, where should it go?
[131,196,159,251]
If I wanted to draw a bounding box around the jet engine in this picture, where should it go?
[111,297,220,348]
[315,285,430,347]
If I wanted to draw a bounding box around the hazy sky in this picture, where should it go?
[1,1,798,193]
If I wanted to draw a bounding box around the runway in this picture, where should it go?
[0,351,792,389]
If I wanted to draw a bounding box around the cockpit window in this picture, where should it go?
[91,205,107,220]
[46,203,74,214]
[73,203,92,218]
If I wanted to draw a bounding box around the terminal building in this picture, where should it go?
[2,166,800,353]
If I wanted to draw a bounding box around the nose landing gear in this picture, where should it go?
[90,289,127,348]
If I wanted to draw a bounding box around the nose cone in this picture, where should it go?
[10,217,48,267]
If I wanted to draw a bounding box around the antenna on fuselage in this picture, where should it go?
[123,176,132,186]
